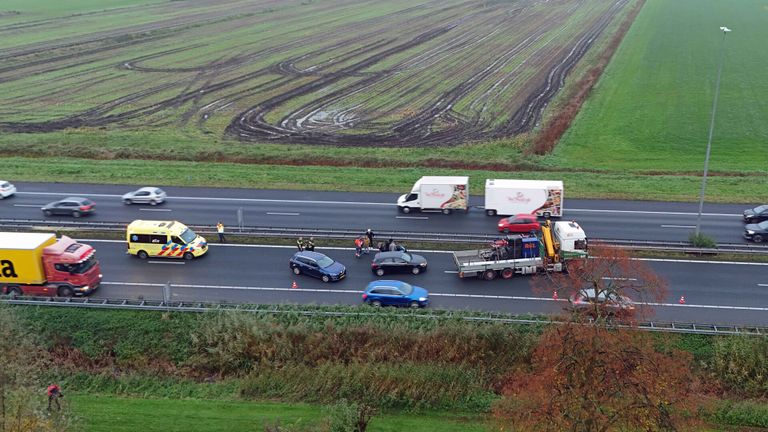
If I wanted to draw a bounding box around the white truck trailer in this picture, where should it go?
[452,220,587,281]
[484,179,563,217]
[397,176,469,214]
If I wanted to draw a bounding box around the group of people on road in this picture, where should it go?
[353,229,405,257]
[296,236,315,251]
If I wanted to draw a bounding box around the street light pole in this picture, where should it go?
[694,26,731,237]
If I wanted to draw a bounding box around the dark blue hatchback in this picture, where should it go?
[289,251,346,283]
[362,280,429,308]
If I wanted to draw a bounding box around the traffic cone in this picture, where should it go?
[678,296,685,304]
[553,290,559,300]
[291,281,298,289]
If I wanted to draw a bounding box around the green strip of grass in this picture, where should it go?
[69,394,491,432]
[3,156,763,203]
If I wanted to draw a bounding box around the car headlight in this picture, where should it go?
[746,230,755,235]
[420,262,427,267]
[419,297,427,302]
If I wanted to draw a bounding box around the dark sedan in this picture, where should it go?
[744,221,768,243]
[743,205,768,224]
[289,251,346,283]
[41,197,95,217]
[371,251,427,276]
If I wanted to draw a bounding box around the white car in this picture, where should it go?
[0,181,16,199]
[122,187,167,205]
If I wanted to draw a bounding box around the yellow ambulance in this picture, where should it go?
[126,220,208,260]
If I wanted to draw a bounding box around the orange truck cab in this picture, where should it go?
[0,232,102,297]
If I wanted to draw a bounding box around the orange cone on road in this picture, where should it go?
[678,296,685,304]
[553,291,559,300]
[291,281,298,289]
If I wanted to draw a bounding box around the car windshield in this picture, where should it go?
[398,283,413,295]
[316,256,334,268]
[179,228,197,244]
[399,253,412,262]
[68,255,97,274]
[755,205,768,213]
[758,221,768,229]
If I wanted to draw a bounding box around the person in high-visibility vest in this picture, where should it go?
[47,384,63,411]
[216,221,226,243]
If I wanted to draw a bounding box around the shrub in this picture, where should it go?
[711,336,768,397]
[689,232,717,248]
[713,400,768,428]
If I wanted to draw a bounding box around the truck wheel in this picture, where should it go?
[8,287,22,297]
[183,252,194,260]
[501,268,514,279]
[483,270,497,281]
[137,250,149,260]
[401,206,411,214]
[754,234,764,243]
[442,208,452,215]
[58,286,74,297]
[486,209,496,216]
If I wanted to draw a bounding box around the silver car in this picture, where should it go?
[122,187,166,205]
[0,180,16,199]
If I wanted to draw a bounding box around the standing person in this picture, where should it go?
[305,237,315,251]
[377,241,386,252]
[296,237,304,251]
[354,237,364,258]
[47,384,63,411]
[216,221,226,243]
[389,239,398,252]
[386,238,394,250]
[365,229,374,254]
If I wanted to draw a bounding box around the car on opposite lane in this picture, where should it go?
[289,251,346,283]
[744,221,768,243]
[0,181,16,199]
[743,205,768,224]
[41,197,95,218]
[371,251,428,276]
[568,288,636,318]
[122,187,167,205]
[497,213,541,234]
[362,280,429,308]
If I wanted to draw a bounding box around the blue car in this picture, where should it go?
[362,280,429,308]
[289,251,346,283]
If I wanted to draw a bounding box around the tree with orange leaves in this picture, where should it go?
[494,245,698,431]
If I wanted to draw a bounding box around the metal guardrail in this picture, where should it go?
[1,296,765,336]
[1,218,767,254]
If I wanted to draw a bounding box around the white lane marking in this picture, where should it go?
[601,277,637,281]
[80,239,768,262]
[267,212,300,216]
[444,270,459,274]
[396,216,429,220]
[13,204,43,207]
[660,225,695,229]
[139,208,172,212]
[18,191,395,207]
[570,208,739,217]
[147,261,185,265]
[759,284,768,287]
[99,281,768,311]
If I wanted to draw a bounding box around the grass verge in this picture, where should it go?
[69,394,491,432]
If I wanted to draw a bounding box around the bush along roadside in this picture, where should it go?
[5,305,767,423]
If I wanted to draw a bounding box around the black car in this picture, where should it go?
[371,251,428,276]
[41,197,95,217]
[744,221,768,243]
[289,251,346,283]
[743,205,768,224]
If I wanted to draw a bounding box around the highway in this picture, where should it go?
[0,182,755,243]
[88,240,768,326]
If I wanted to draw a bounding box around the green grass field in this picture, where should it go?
[69,395,491,432]
[553,0,768,174]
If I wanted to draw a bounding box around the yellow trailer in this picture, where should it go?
[0,232,57,285]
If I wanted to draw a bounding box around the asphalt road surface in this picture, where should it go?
[0,182,757,243]
[88,240,768,326]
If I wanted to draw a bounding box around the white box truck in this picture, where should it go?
[484,179,563,217]
[397,176,469,214]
